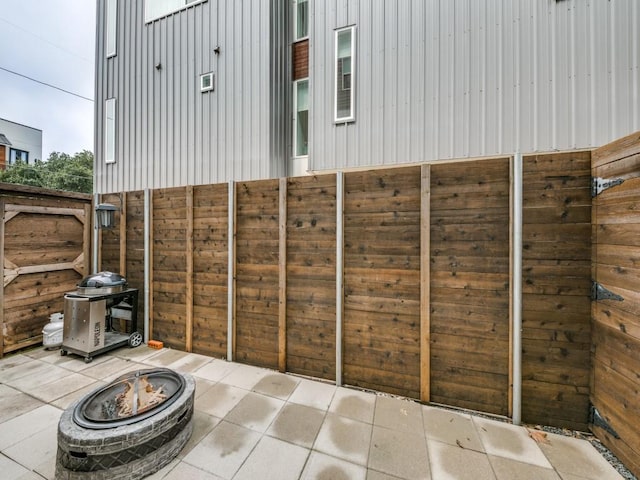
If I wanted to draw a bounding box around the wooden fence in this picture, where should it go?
[100,151,593,431]
[591,131,640,475]
[0,184,91,356]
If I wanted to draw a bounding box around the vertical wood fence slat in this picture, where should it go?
[278,178,287,372]
[420,165,431,402]
[120,192,127,277]
[186,186,194,352]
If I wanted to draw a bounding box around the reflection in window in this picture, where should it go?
[294,0,309,41]
[105,98,116,164]
[294,79,309,157]
[335,26,355,122]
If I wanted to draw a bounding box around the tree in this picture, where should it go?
[0,150,93,194]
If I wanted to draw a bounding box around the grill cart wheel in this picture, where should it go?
[128,332,143,348]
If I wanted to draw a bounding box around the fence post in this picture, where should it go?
[336,172,344,386]
[144,188,151,344]
[227,180,236,362]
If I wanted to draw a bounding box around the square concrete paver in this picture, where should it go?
[164,352,212,374]
[224,392,284,432]
[427,439,494,480]
[473,416,552,468]
[219,363,271,390]
[233,435,309,480]
[0,384,44,423]
[374,396,425,435]
[314,413,373,466]
[0,452,42,480]
[160,461,225,480]
[3,424,58,476]
[192,359,240,383]
[369,426,430,480]
[329,387,376,424]
[538,432,624,480]
[288,378,337,411]
[301,451,367,480]
[179,410,222,459]
[422,405,485,452]
[0,404,61,450]
[196,382,249,418]
[266,402,326,448]
[252,371,300,400]
[489,455,561,480]
[182,420,261,479]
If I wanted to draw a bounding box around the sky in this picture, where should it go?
[0,0,96,161]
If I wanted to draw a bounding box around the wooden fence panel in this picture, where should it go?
[100,192,122,274]
[235,179,280,369]
[522,152,592,430]
[192,183,228,358]
[430,158,511,415]
[591,131,640,477]
[152,187,188,349]
[286,175,337,380]
[343,167,422,398]
[0,185,91,356]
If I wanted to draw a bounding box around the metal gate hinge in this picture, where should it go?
[591,177,624,197]
[591,282,624,302]
[590,406,620,439]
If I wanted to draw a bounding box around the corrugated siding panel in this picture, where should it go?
[309,0,640,172]
[94,0,286,193]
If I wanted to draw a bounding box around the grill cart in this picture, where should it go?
[61,272,142,363]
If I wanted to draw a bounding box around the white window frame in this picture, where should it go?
[293,78,309,159]
[334,26,356,123]
[145,0,207,23]
[200,72,214,92]
[106,0,118,58]
[105,98,116,164]
[294,0,309,41]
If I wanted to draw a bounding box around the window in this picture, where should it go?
[200,72,214,92]
[106,0,117,58]
[105,98,116,164]
[9,148,28,165]
[334,26,355,123]
[294,0,309,41]
[145,0,206,23]
[294,79,309,157]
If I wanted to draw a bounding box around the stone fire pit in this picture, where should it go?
[56,368,195,479]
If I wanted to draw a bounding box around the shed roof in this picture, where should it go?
[0,133,12,146]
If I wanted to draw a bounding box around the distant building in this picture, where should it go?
[94,0,640,194]
[0,119,43,170]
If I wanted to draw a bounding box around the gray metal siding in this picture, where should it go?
[309,0,640,172]
[94,0,286,193]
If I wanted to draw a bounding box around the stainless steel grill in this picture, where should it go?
[61,272,141,363]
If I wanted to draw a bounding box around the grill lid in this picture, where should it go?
[78,271,127,289]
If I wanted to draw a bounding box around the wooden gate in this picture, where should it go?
[591,131,640,477]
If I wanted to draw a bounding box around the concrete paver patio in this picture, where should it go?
[0,345,624,480]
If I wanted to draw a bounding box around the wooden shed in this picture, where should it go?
[0,184,91,356]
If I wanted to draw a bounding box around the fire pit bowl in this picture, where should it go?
[56,368,195,480]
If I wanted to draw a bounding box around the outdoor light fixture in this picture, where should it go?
[95,203,117,229]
